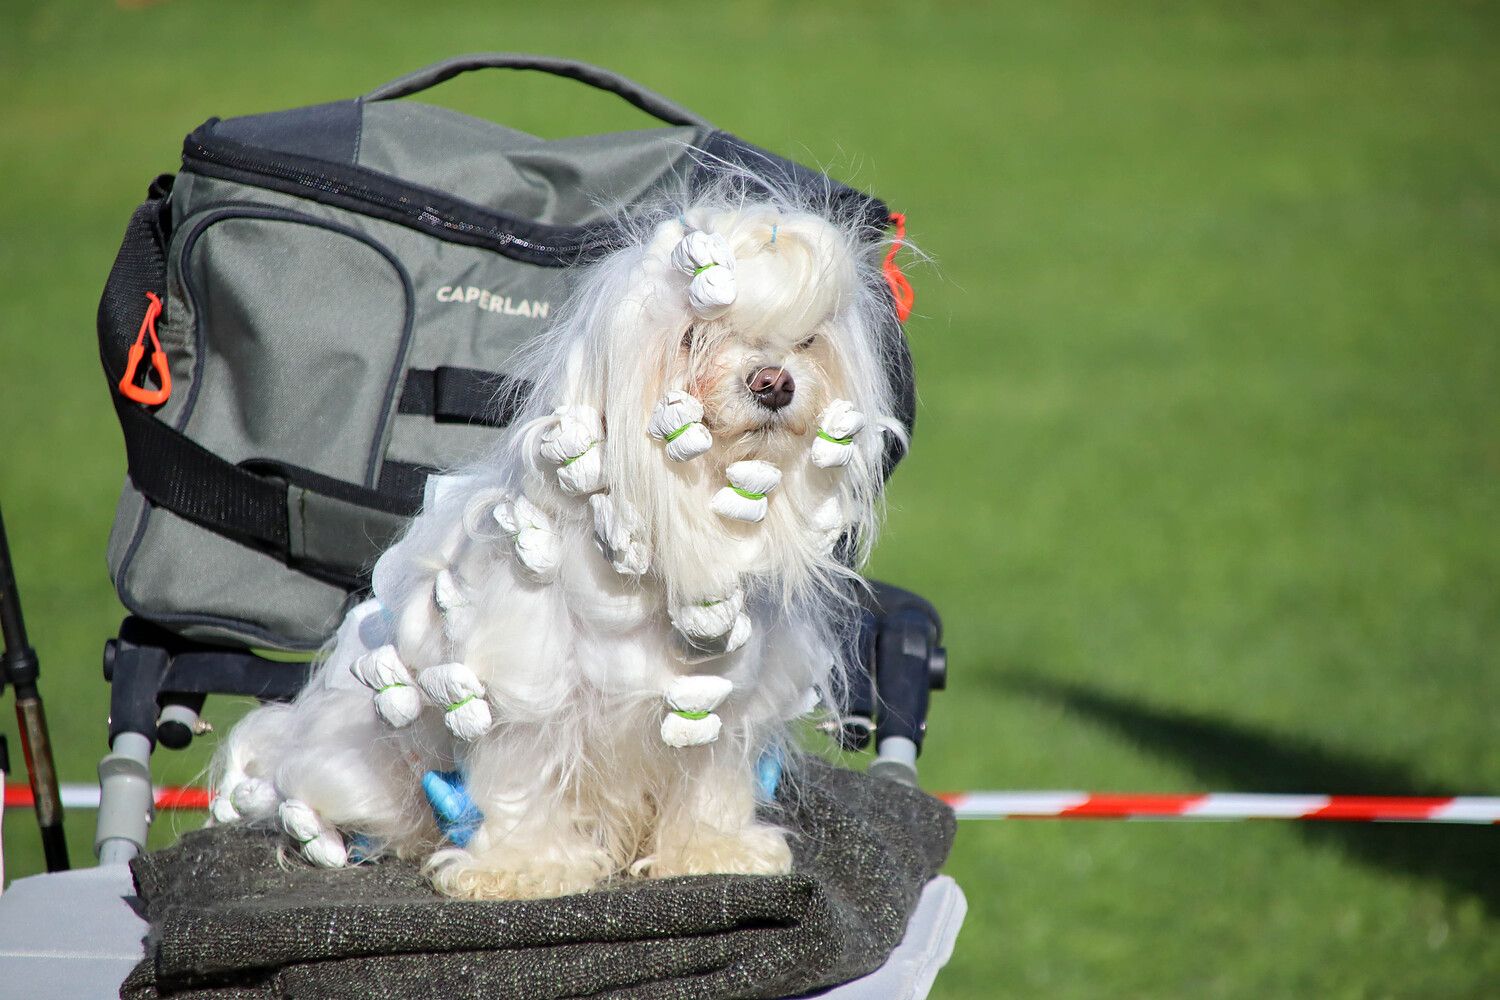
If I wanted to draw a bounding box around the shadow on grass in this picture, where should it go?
[997,672,1499,917]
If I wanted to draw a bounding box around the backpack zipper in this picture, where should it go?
[183,135,621,261]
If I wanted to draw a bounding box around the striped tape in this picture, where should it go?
[4,783,210,811]
[937,792,1500,824]
[6,784,1499,824]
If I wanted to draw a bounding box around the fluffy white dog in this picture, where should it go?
[210,184,905,900]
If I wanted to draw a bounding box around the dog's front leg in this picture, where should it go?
[424,728,618,900]
[644,743,792,879]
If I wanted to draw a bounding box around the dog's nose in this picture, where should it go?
[747,367,796,410]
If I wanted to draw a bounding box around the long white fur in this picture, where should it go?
[210,175,906,900]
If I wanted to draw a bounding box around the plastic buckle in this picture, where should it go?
[118,291,172,406]
[882,213,915,324]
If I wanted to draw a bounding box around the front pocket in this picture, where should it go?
[108,207,417,650]
[176,208,414,489]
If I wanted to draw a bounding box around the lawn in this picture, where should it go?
[1,1,1497,996]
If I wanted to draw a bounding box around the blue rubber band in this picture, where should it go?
[347,833,378,864]
[422,769,483,847]
[756,746,784,803]
[422,750,783,847]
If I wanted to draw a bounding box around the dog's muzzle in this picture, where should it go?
[747,367,795,411]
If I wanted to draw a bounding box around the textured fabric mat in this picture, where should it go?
[122,758,956,999]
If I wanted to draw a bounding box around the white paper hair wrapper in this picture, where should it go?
[433,568,466,613]
[417,662,494,740]
[660,675,734,747]
[811,496,845,556]
[280,799,348,868]
[711,461,781,523]
[349,644,422,728]
[810,399,866,469]
[493,494,561,580]
[539,405,606,494]
[589,493,651,576]
[647,390,713,462]
[433,568,474,643]
[671,230,737,320]
[230,778,280,818]
[209,795,240,825]
[211,772,279,824]
[671,588,752,659]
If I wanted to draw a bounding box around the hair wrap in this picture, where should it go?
[648,390,713,461]
[660,675,734,747]
[493,495,562,580]
[417,662,494,740]
[671,586,752,660]
[228,777,279,819]
[279,799,347,868]
[810,496,845,556]
[350,644,423,728]
[540,405,607,494]
[589,493,652,576]
[711,460,782,522]
[670,230,737,319]
[810,399,866,468]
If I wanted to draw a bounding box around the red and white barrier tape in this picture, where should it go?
[4,783,209,811]
[937,791,1500,823]
[6,784,1500,824]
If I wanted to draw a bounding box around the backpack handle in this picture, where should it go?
[364,53,713,129]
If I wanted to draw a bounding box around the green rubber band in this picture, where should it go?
[447,694,478,712]
[698,598,723,607]
[730,485,766,500]
[673,709,711,721]
[560,440,597,467]
[816,429,854,445]
[375,682,406,694]
[662,422,693,442]
[692,263,716,277]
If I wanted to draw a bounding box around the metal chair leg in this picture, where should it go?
[95,637,169,864]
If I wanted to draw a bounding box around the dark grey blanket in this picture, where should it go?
[122,759,955,999]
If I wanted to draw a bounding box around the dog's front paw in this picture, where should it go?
[644,823,792,879]
[427,842,614,900]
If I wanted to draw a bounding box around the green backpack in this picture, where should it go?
[97,54,914,652]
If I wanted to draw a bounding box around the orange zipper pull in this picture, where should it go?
[882,212,915,324]
[118,291,172,406]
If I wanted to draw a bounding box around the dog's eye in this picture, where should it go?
[795,334,818,351]
[681,326,696,350]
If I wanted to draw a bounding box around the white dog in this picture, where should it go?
[210,184,905,900]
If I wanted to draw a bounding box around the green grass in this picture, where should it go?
[2,1,1497,995]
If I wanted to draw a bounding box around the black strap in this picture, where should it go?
[378,460,437,510]
[398,366,529,428]
[364,54,712,129]
[115,398,414,590]
[115,400,288,553]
